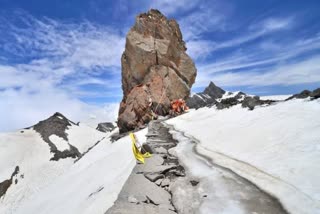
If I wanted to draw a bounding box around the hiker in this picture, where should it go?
[170,99,189,116]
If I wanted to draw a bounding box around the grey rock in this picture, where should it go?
[0,166,19,199]
[160,178,170,187]
[242,96,275,110]
[203,81,226,99]
[310,88,320,99]
[33,112,81,161]
[96,122,115,133]
[186,81,224,109]
[154,147,167,154]
[155,178,163,186]
[242,96,262,110]
[216,97,240,110]
[286,90,311,100]
[144,172,164,182]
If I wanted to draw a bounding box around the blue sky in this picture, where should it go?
[0,0,319,131]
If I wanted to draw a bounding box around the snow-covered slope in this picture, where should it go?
[0,113,147,214]
[167,98,320,214]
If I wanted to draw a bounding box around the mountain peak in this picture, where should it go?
[33,112,80,161]
[203,81,225,99]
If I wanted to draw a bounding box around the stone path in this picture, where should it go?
[106,119,288,214]
[106,119,184,214]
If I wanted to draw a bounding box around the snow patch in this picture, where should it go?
[49,135,70,151]
[167,99,320,214]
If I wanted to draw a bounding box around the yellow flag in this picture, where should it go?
[129,132,152,163]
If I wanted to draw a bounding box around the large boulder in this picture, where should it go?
[118,9,197,133]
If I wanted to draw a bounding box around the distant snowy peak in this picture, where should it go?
[188,82,320,111]
[203,81,226,99]
[31,112,81,161]
[187,82,274,110]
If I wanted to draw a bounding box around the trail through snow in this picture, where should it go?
[168,125,287,214]
[166,98,320,214]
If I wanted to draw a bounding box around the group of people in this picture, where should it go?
[170,98,189,116]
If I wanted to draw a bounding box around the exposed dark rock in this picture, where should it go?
[118,9,197,133]
[203,81,225,99]
[286,90,311,100]
[286,88,320,101]
[310,88,320,99]
[234,91,246,100]
[187,82,278,111]
[0,166,19,199]
[96,122,115,133]
[186,93,217,109]
[33,112,81,161]
[190,180,199,186]
[216,97,241,110]
[242,96,275,110]
[242,96,262,110]
[186,81,224,109]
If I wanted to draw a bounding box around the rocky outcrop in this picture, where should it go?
[187,82,276,110]
[241,96,275,110]
[33,112,81,161]
[118,9,197,133]
[186,82,222,109]
[286,88,320,101]
[96,122,115,133]
[0,166,19,199]
[203,82,225,99]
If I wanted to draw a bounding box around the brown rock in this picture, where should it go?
[118,9,197,133]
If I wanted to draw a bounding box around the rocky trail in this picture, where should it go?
[106,119,288,214]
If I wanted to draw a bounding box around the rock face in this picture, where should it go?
[286,88,320,100]
[187,81,276,110]
[33,112,81,161]
[118,9,197,133]
[186,82,224,109]
[96,122,115,133]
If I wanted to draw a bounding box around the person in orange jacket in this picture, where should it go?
[171,99,189,115]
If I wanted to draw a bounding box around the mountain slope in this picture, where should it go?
[167,98,320,214]
[0,113,146,214]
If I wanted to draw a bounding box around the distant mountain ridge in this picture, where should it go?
[187,81,320,110]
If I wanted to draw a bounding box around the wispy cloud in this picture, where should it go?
[204,55,320,87]
[186,16,294,60]
[195,34,320,76]
[0,11,124,131]
[149,0,200,16]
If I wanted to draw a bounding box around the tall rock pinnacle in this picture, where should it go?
[118,9,197,133]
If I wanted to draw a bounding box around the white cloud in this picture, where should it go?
[0,87,119,132]
[196,34,320,75]
[0,12,125,132]
[179,6,226,41]
[195,55,320,88]
[185,16,294,59]
[261,17,293,31]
